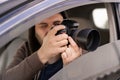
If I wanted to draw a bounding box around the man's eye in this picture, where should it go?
[40,26,47,29]
[39,24,48,28]
[53,21,62,26]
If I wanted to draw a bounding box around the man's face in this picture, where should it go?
[35,13,64,44]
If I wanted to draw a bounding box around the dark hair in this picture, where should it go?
[28,26,40,53]
[60,11,67,19]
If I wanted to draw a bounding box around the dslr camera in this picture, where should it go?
[56,19,100,51]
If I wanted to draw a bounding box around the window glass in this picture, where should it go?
[66,3,110,46]
[92,8,108,29]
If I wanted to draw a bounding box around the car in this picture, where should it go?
[0,0,120,80]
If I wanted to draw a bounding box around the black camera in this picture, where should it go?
[56,19,100,51]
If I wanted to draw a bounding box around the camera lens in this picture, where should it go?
[72,28,100,51]
[61,19,100,51]
[86,29,100,51]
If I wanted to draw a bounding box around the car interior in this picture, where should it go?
[0,3,110,78]
[66,3,110,46]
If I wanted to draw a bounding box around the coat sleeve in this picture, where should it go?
[2,42,44,80]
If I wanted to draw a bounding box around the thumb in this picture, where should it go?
[61,52,68,65]
[61,52,67,59]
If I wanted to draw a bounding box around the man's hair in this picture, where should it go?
[60,11,67,19]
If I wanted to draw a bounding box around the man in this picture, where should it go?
[3,13,82,80]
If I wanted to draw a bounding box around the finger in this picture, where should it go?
[57,39,68,47]
[57,46,67,53]
[79,48,83,56]
[48,25,65,36]
[61,52,68,65]
[65,48,72,57]
[68,36,78,48]
[61,52,67,59]
[62,49,72,65]
[69,45,82,56]
[55,33,68,42]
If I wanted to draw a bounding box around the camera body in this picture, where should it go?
[56,19,100,51]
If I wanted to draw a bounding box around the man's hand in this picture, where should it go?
[37,25,68,64]
[61,36,82,65]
